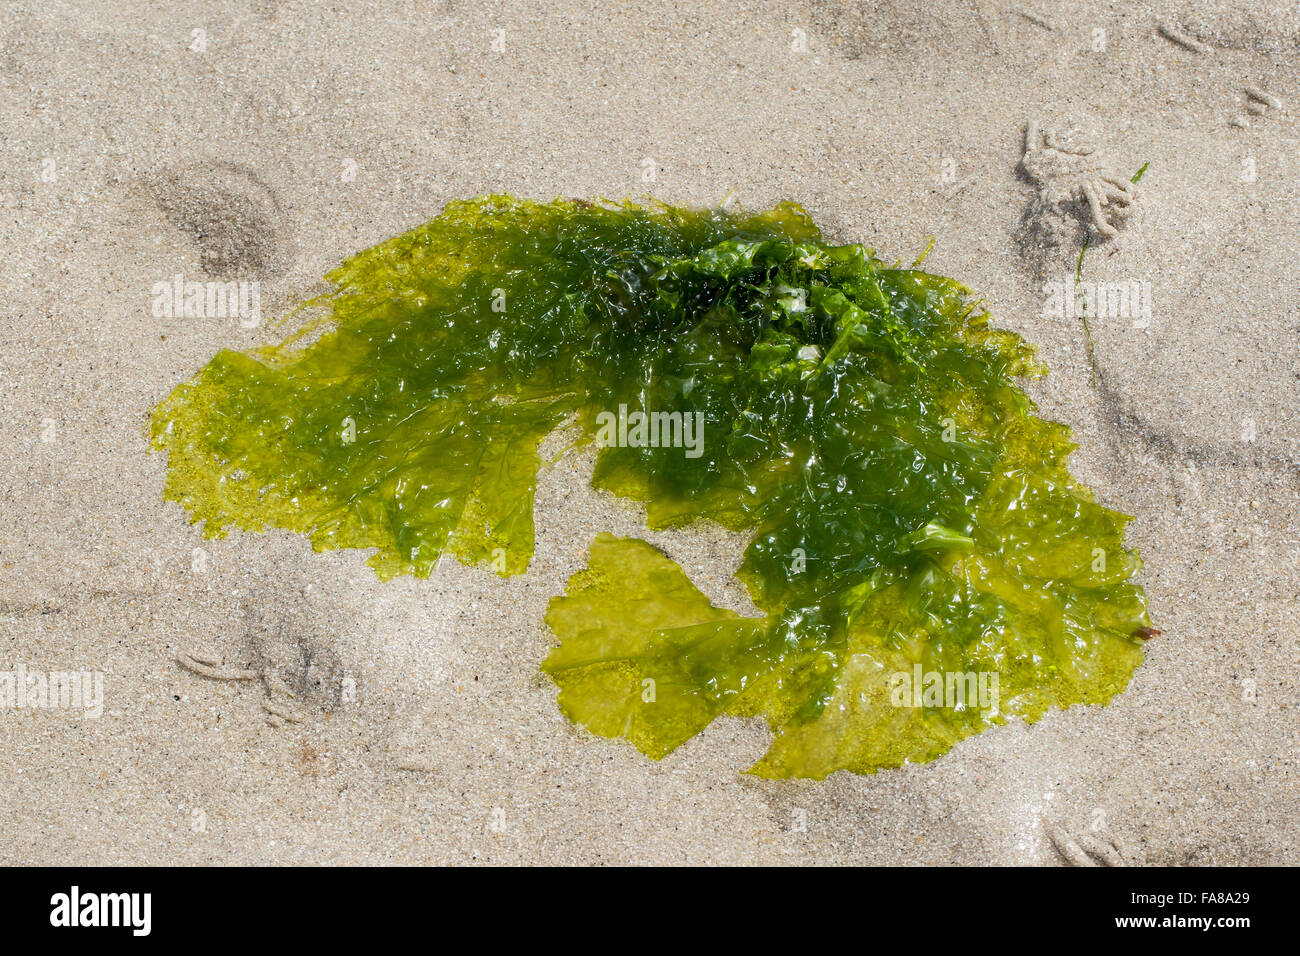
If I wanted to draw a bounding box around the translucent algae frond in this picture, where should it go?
[150,196,1152,778]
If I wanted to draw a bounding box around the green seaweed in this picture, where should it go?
[150,195,1152,778]
[1076,162,1150,389]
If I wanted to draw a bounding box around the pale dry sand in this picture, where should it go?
[0,0,1297,864]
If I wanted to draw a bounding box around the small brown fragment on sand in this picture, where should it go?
[297,739,330,778]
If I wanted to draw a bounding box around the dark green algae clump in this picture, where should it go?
[150,195,1153,779]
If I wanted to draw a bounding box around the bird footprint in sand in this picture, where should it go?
[1046,822,1140,866]
[175,589,343,727]
[1020,118,1138,244]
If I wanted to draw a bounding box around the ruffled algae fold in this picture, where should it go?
[150,195,1152,777]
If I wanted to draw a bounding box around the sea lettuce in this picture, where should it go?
[151,195,1152,777]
